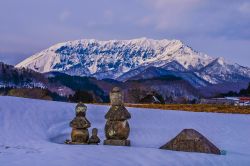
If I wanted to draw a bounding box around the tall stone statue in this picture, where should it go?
[104,87,131,146]
[66,103,91,144]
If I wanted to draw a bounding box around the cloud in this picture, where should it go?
[239,2,250,14]
[136,0,250,41]
[59,10,71,22]
[142,0,202,30]
[0,0,249,66]
[137,16,152,27]
[148,0,201,10]
[104,10,113,19]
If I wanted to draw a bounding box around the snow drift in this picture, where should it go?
[0,96,250,166]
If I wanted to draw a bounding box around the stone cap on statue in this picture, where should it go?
[110,87,124,106]
[105,105,131,120]
[75,102,87,116]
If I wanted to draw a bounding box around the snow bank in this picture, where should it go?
[0,96,250,166]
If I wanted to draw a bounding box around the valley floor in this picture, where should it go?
[0,96,250,166]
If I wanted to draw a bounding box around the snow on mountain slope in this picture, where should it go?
[117,60,188,81]
[196,57,250,84]
[1,96,250,166]
[15,38,212,78]
[117,66,208,88]
[15,38,250,84]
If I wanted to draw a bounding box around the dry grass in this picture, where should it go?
[123,104,250,114]
[94,103,250,114]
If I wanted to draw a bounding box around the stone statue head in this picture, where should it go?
[92,128,98,136]
[110,87,123,106]
[75,102,87,116]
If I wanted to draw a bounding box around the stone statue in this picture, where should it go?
[104,87,131,146]
[66,102,91,144]
[88,128,101,145]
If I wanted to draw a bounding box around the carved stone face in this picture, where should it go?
[110,87,123,106]
[75,103,87,115]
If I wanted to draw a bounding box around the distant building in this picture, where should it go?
[235,97,250,106]
[200,98,235,105]
[200,97,250,106]
[139,94,161,104]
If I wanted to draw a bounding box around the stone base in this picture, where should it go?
[65,140,88,145]
[104,139,130,146]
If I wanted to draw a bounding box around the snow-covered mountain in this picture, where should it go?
[16,38,250,85]
[196,57,250,84]
[117,66,209,88]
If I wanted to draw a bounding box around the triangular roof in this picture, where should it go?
[160,129,221,155]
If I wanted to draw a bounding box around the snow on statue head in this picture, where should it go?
[110,87,123,106]
[75,102,87,116]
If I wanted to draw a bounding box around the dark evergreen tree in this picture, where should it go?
[219,82,250,97]
[69,90,94,103]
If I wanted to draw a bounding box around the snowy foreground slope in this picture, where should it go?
[0,97,250,166]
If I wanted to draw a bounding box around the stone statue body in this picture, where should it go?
[104,87,131,146]
[69,103,91,144]
[88,128,101,144]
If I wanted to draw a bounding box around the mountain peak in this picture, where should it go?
[215,57,226,65]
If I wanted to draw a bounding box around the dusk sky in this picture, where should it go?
[0,0,250,66]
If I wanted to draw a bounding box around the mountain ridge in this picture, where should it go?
[15,38,250,85]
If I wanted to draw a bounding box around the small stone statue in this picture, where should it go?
[104,87,131,146]
[88,128,101,145]
[66,102,91,144]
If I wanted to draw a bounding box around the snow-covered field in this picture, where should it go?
[0,96,250,166]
